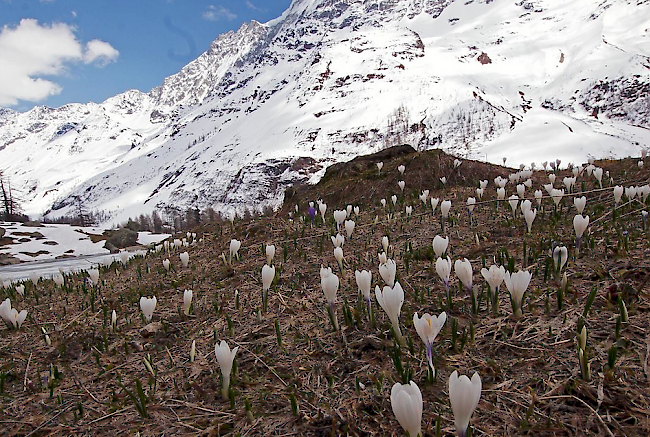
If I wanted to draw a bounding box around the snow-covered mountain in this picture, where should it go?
[1,0,648,224]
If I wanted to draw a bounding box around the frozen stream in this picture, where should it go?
[0,251,146,282]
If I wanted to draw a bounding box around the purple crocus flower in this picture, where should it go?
[308,206,316,223]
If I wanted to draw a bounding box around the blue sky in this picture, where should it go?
[0,0,293,111]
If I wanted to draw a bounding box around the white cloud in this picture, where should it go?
[245,1,265,12]
[202,5,237,22]
[84,39,119,66]
[0,19,119,107]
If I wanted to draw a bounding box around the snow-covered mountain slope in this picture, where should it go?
[1,0,648,224]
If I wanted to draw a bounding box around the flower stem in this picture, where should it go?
[328,303,339,331]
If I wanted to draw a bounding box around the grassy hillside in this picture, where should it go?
[1,146,650,436]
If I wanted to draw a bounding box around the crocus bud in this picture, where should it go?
[578,326,587,351]
[391,381,423,437]
[163,259,170,271]
[190,340,196,362]
[449,371,482,437]
[262,264,275,292]
[111,309,117,331]
[382,236,389,253]
[333,247,344,270]
[398,180,405,192]
[398,164,406,175]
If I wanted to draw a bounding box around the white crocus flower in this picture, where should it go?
[378,252,387,265]
[331,234,345,248]
[356,269,373,323]
[88,268,99,285]
[334,247,344,270]
[430,197,439,213]
[163,259,170,271]
[433,235,449,258]
[215,340,239,400]
[613,186,623,206]
[508,195,519,216]
[481,265,506,296]
[593,167,603,187]
[321,267,340,330]
[534,190,543,206]
[441,200,451,219]
[319,202,327,220]
[551,189,564,206]
[379,259,397,287]
[355,270,372,302]
[266,244,275,265]
[53,273,64,287]
[524,208,537,233]
[553,246,568,272]
[182,289,193,316]
[516,184,525,198]
[15,284,24,296]
[413,311,446,375]
[398,164,406,175]
[382,236,389,253]
[391,194,398,206]
[467,197,476,216]
[449,371,482,437]
[436,257,452,290]
[262,264,275,292]
[420,190,429,205]
[376,162,383,173]
[574,196,586,214]
[398,180,405,192]
[229,239,241,262]
[180,251,189,268]
[344,220,355,238]
[504,270,532,317]
[573,215,590,252]
[140,296,157,323]
[454,258,473,293]
[375,282,405,345]
[391,381,423,437]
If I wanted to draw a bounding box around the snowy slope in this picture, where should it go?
[0,0,648,224]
